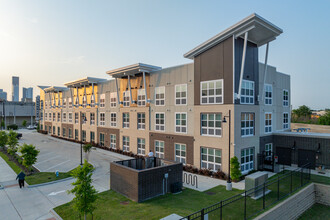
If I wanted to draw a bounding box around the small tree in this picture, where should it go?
[1,120,4,129]
[7,130,18,156]
[0,131,8,149]
[230,156,242,182]
[69,160,98,220]
[19,144,40,171]
[22,120,27,127]
[83,143,93,162]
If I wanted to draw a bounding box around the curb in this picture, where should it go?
[49,209,63,220]
[27,177,74,188]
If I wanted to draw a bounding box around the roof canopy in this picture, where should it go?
[64,77,107,88]
[106,63,162,78]
[184,13,283,59]
[42,86,68,93]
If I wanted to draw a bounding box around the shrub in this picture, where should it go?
[230,156,242,182]
[7,130,18,156]
[19,143,40,170]
[7,124,18,130]
[22,120,27,127]
[0,131,8,149]
[213,170,227,180]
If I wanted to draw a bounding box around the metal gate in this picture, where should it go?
[276,147,292,166]
[298,149,315,168]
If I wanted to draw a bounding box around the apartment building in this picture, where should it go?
[38,14,292,175]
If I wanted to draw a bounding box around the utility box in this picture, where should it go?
[245,171,270,199]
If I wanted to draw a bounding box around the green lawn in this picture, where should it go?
[298,203,330,220]
[0,150,22,174]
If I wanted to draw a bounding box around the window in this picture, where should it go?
[49,113,51,121]
[137,138,145,155]
[175,143,186,164]
[110,134,116,149]
[90,95,95,107]
[62,128,66,137]
[49,126,51,133]
[201,147,221,171]
[240,80,254,104]
[110,92,117,108]
[57,127,60,136]
[57,113,60,122]
[264,84,272,105]
[283,90,289,106]
[265,143,272,160]
[155,87,165,106]
[82,130,86,142]
[75,129,79,140]
[155,140,164,158]
[283,113,289,129]
[201,80,223,104]
[123,91,130,107]
[45,113,47,120]
[175,113,187,133]
[241,113,254,137]
[82,96,87,107]
[155,113,165,131]
[265,113,272,133]
[123,136,130,152]
[99,113,105,126]
[175,84,187,105]
[90,131,95,143]
[75,113,79,124]
[53,113,55,121]
[82,113,86,124]
[110,113,117,127]
[68,98,72,108]
[63,113,66,122]
[241,148,254,173]
[137,113,145,130]
[68,113,72,123]
[90,113,95,125]
[69,128,72,138]
[123,113,129,128]
[201,113,221,136]
[99,133,105,146]
[137,89,146,106]
[63,99,66,108]
[100,94,105,108]
[40,112,43,120]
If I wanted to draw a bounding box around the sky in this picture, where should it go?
[0,0,329,109]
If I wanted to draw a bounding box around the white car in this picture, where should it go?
[27,125,34,130]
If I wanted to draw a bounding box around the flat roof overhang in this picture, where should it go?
[42,86,68,93]
[184,13,283,59]
[106,63,162,78]
[64,77,107,88]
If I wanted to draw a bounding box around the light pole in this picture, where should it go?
[80,112,87,166]
[222,110,232,191]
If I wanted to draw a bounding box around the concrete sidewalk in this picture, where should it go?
[0,155,18,186]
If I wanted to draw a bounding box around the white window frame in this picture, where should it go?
[110,113,117,127]
[240,80,254,104]
[265,112,272,133]
[264,84,272,105]
[53,113,55,121]
[123,136,130,152]
[90,95,95,107]
[137,138,146,155]
[241,113,254,137]
[110,134,116,149]
[283,89,289,107]
[201,113,222,137]
[99,133,105,146]
[241,147,254,174]
[63,99,66,108]
[200,79,223,105]
[175,84,187,105]
[123,91,130,107]
[75,113,79,124]
[90,131,95,143]
[68,98,72,108]
[155,140,164,158]
[155,86,165,106]
[175,143,186,164]
[90,113,95,125]
[175,112,187,134]
[99,112,105,126]
[57,113,60,122]
[283,112,289,129]
[99,94,105,108]
[62,128,66,137]
[110,92,117,108]
[265,143,272,160]
[82,113,86,124]
[82,130,86,142]
[201,147,221,171]
[137,89,146,106]
[63,112,66,122]
[123,113,129,128]
[68,113,72,123]
[155,112,165,131]
[82,96,87,107]
[137,113,145,130]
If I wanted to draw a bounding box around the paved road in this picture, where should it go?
[0,129,131,220]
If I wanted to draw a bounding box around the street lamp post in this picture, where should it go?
[222,110,232,191]
[80,112,87,166]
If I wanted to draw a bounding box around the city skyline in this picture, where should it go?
[0,1,329,109]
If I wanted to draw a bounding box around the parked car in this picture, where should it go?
[16,133,22,139]
[27,125,34,130]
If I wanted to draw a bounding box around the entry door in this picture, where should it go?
[275,147,292,166]
[298,149,315,168]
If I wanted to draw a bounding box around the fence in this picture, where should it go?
[180,164,311,220]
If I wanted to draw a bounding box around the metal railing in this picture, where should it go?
[183,172,198,188]
[180,164,311,220]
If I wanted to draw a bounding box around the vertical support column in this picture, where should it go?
[91,83,95,106]
[115,78,120,105]
[70,88,73,107]
[261,43,270,102]
[143,72,148,103]
[237,32,249,99]
[128,75,133,104]
[76,87,79,106]
[83,85,86,107]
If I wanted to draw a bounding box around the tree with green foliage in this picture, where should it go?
[69,160,98,220]
[22,120,27,127]
[1,120,5,129]
[0,131,8,149]
[292,105,312,118]
[19,144,40,171]
[230,156,242,182]
[83,143,93,162]
[318,111,330,125]
[7,130,18,156]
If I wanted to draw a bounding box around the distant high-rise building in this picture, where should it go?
[0,89,7,101]
[22,87,33,102]
[12,76,19,101]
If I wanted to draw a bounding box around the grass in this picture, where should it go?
[0,150,22,174]
[298,203,330,220]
